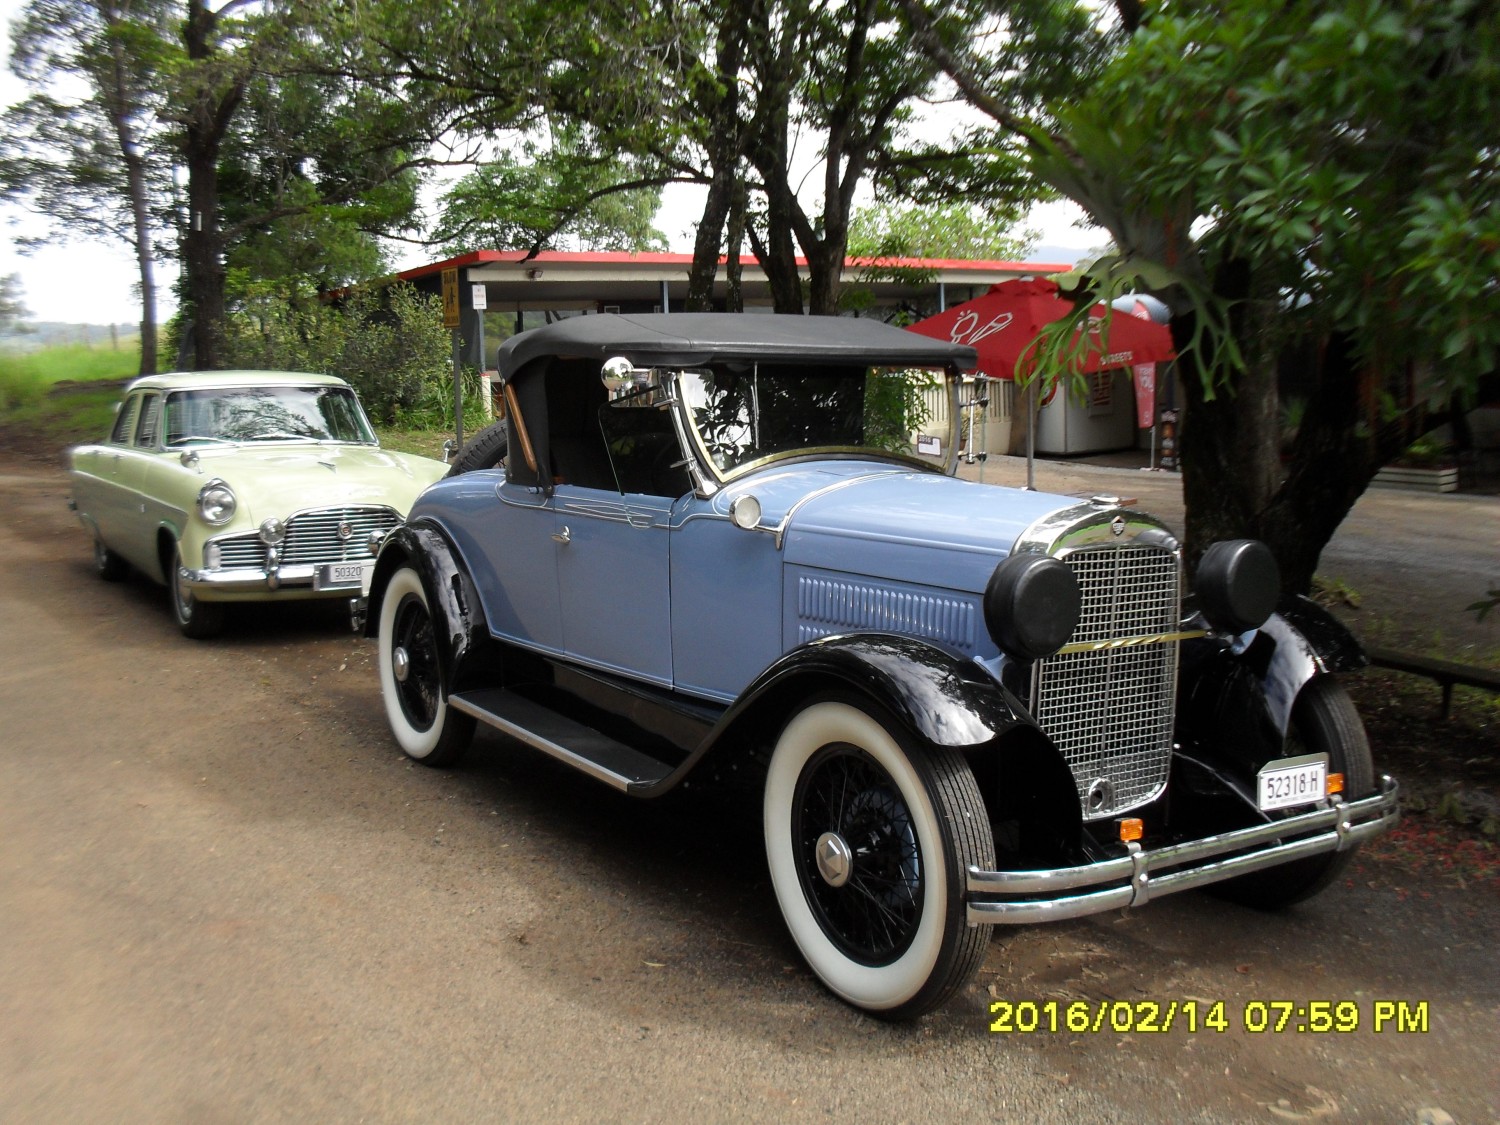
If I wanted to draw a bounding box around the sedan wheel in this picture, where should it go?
[93,538,127,582]
[764,698,993,1019]
[170,544,225,639]
[377,566,474,765]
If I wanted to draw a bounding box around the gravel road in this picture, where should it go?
[2,457,1495,1124]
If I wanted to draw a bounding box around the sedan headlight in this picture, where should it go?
[197,479,237,525]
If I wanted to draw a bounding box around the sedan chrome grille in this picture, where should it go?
[1032,544,1181,820]
[210,506,400,570]
[281,507,398,565]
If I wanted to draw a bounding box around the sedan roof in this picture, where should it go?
[497,312,978,377]
[122,370,350,393]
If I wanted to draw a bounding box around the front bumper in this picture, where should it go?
[180,565,363,599]
[966,776,1399,924]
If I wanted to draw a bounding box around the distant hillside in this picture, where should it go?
[0,322,139,351]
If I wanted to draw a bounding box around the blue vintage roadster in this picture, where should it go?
[360,313,1396,1019]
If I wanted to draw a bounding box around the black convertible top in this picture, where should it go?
[497,312,977,377]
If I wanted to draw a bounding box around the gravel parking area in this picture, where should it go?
[2,456,1495,1123]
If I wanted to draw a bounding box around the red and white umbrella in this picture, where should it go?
[907,278,1175,486]
[906,277,1175,381]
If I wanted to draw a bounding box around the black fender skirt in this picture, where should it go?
[364,522,491,694]
[1177,594,1367,765]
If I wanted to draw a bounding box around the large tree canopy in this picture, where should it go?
[907,0,1499,591]
[1,0,178,373]
[432,143,668,256]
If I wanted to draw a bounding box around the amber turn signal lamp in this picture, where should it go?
[1118,818,1144,843]
[1327,773,1345,796]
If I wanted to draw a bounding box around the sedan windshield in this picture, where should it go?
[677,364,938,477]
[164,385,376,445]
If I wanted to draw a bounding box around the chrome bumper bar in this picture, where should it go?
[182,565,357,595]
[966,776,1399,924]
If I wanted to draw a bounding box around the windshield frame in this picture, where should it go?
[162,383,379,448]
[667,363,960,493]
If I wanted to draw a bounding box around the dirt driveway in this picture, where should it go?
[1,456,1495,1124]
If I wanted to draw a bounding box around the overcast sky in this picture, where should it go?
[0,0,1099,327]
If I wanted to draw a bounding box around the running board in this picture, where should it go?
[448,688,674,793]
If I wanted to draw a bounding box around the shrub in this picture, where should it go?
[222,283,453,424]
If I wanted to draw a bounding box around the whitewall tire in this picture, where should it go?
[763,698,993,1019]
[378,565,474,765]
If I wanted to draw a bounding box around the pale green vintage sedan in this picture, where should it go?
[69,370,448,638]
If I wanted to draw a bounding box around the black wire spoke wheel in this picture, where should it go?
[391,591,442,732]
[793,745,923,965]
[764,698,994,1019]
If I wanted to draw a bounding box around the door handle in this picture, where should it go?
[551,526,571,544]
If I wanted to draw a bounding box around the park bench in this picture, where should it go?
[1365,646,1500,719]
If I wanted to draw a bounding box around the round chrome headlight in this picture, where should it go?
[259,517,285,545]
[983,552,1081,662]
[1195,539,1280,634]
[197,479,237,526]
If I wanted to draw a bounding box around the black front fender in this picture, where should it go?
[1178,594,1367,763]
[721,633,1037,750]
[365,522,491,694]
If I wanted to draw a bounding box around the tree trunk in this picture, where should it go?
[1260,333,1387,593]
[101,4,158,375]
[1178,291,1399,595]
[179,0,244,371]
[755,172,806,314]
[686,168,733,311]
[725,181,746,313]
[131,187,158,375]
[804,239,843,316]
[1178,258,1282,573]
[686,1,749,312]
[182,129,228,370]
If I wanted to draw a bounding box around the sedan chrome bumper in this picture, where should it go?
[181,564,364,597]
[966,776,1399,924]
[184,565,318,592]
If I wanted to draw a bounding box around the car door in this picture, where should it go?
[114,391,169,567]
[77,392,143,559]
[470,478,565,656]
[553,484,673,686]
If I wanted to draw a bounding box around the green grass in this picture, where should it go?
[377,427,455,461]
[0,340,141,417]
[0,339,467,458]
[0,342,143,447]
[0,339,140,387]
[6,384,125,445]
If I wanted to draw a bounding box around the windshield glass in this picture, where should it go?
[163,385,376,445]
[677,364,939,477]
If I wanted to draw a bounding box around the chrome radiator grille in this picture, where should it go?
[211,506,399,570]
[1032,544,1181,819]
